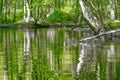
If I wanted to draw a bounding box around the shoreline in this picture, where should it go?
[0,23,81,29]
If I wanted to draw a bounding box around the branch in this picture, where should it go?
[80,29,120,42]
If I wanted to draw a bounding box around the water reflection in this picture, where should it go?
[0,28,120,80]
[76,43,86,74]
[107,43,117,80]
[76,40,120,80]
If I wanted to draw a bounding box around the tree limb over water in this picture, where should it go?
[80,29,120,42]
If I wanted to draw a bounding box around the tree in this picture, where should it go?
[24,0,34,23]
[0,0,119,26]
[79,0,104,34]
[0,0,3,23]
[110,0,118,21]
[13,0,17,22]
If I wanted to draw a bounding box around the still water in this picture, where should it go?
[0,27,120,80]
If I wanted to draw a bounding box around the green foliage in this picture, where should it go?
[111,22,120,27]
[15,11,24,23]
[0,0,120,29]
[47,9,75,23]
[104,21,120,30]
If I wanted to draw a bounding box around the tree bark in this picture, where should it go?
[79,0,104,34]
[24,0,34,23]
[110,0,115,21]
[13,0,17,22]
[0,0,3,22]
[80,29,120,42]
[5,0,7,21]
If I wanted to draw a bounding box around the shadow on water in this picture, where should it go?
[0,27,120,80]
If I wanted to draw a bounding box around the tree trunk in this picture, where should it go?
[110,0,118,21]
[24,0,26,20]
[80,29,120,42]
[24,0,34,23]
[13,0,17,22]
[114,0,118,19]
[5,0,7,22]
[79,0,104,34]
[8,0,11,19]
[110,0,115,21]
[0,0,3,23]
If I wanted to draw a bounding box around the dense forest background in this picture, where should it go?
[0,0,120,26]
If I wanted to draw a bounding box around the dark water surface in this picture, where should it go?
[0,27,120,80]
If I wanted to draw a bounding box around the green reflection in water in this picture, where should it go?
[0,28,120,80]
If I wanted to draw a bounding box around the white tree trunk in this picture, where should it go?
[110,0,115,21]
[26,0,31,18]
[79,0,104,33]
[24,0,34,23]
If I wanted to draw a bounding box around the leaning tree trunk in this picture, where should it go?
[79,0,104,34]
[24,0,34,23]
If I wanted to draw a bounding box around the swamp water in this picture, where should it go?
[0,27,120,80]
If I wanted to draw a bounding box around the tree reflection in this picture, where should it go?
[76,43,85,74]
[76,42,97,80]
[76,40,120,80]
[107,43,117,80]
[0,28,120,80]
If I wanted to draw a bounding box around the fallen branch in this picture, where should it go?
[80,29,120,42]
